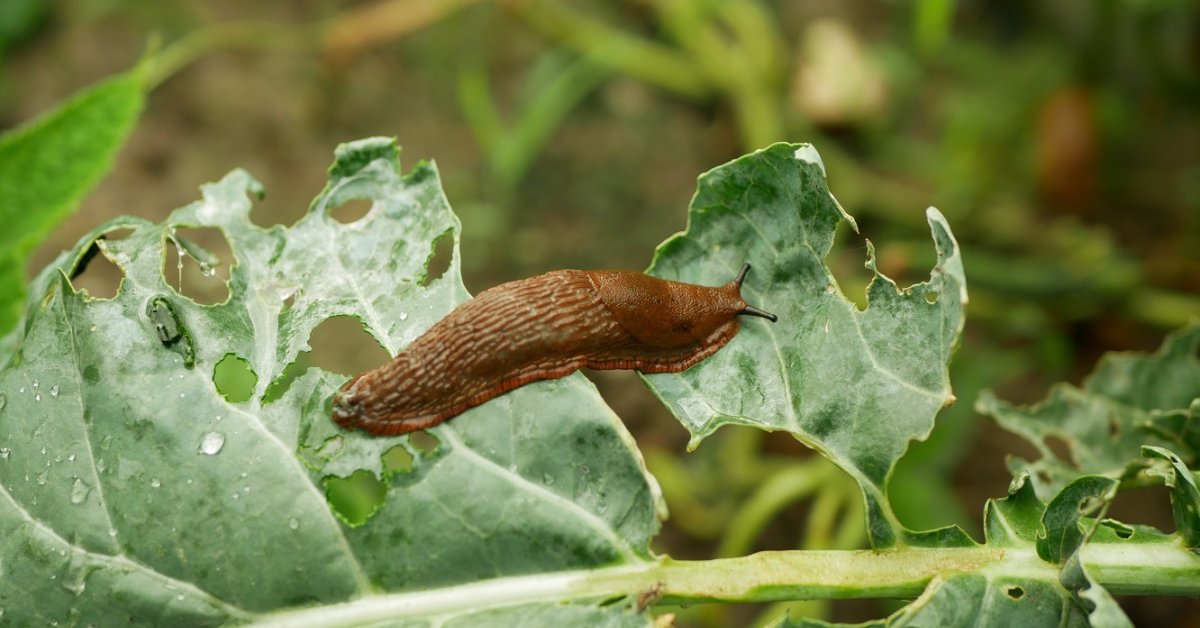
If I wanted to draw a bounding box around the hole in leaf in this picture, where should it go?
[307,315,391,376]
[382,445,414,475]
[1005,585,1025,600]
[925,290,939,304]
[1100,518,1135,539]
[409,431,439,456]
[68,229,133,300]
[419,229,453,287]
[329,198,373,224]
[163,227,233,305]
[262,353,311,403]
[1043,435,1077,468]
[324,470,386,526]
[213,354,257,403]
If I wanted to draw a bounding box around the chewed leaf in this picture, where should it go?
[643,143,966,547]
[1142,445,1200,547]
[978,323,1200,500]
[0,138,662,624]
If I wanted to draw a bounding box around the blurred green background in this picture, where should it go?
[3,0,1198,625]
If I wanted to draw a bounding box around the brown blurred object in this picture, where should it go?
[1035,87,1099,216]
[322,0,482,66]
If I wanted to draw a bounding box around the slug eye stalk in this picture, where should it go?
[734,263,751,287]
[740,305,778,322]
[732,263,777,322]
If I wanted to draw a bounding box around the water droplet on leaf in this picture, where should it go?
[70,478,90,504]
[288,517,300,530]
[0,448,9,460]
[34,393,41,402]
[150,477,161,488]
[399,312,408,321]
[36,470,48,485]
[198,432,225,455]
[49,385,59,397]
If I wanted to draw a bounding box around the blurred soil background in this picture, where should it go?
[3,0,1199,625]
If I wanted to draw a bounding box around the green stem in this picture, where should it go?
[506,0,711,99]
[148,21,324,88]
[248,543,1200,626]
[716,458,834,557]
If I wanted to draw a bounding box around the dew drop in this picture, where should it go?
[0,448,7,460]
[67,454,75,462]
[40,447,46,455]
[19,386,25,394]
[288,517,300,530]
[241,485,251,494]
[36,470,48,485]
[89,324,97,332]
[232,492,240,500]
[198,432,225,455]
[179,392,186,399]
[32,380,38,389]
[34,393,41,402]
[49,385,60,397]
[70,478,90,504]
[399,312,408,321]
[108,528,118,537]
[150,477,162,488]
[542,473,555,486]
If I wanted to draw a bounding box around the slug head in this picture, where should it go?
[594,264,776,350]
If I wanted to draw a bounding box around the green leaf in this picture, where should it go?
[1142,445,1200,547]
[642,143,967,547]
[0,138,663,624]
[1038,476,1130,628]
[977,323,1200,500]
[0,64,146,337]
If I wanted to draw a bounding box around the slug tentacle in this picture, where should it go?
[332,264,777,436]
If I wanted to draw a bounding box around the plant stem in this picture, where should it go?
[248,543,1200,626]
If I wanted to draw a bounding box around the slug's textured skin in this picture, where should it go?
[332,266,775,436]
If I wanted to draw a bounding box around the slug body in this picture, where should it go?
[332,264,776,436]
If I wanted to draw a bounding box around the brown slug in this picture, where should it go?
[331,263,776,435]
